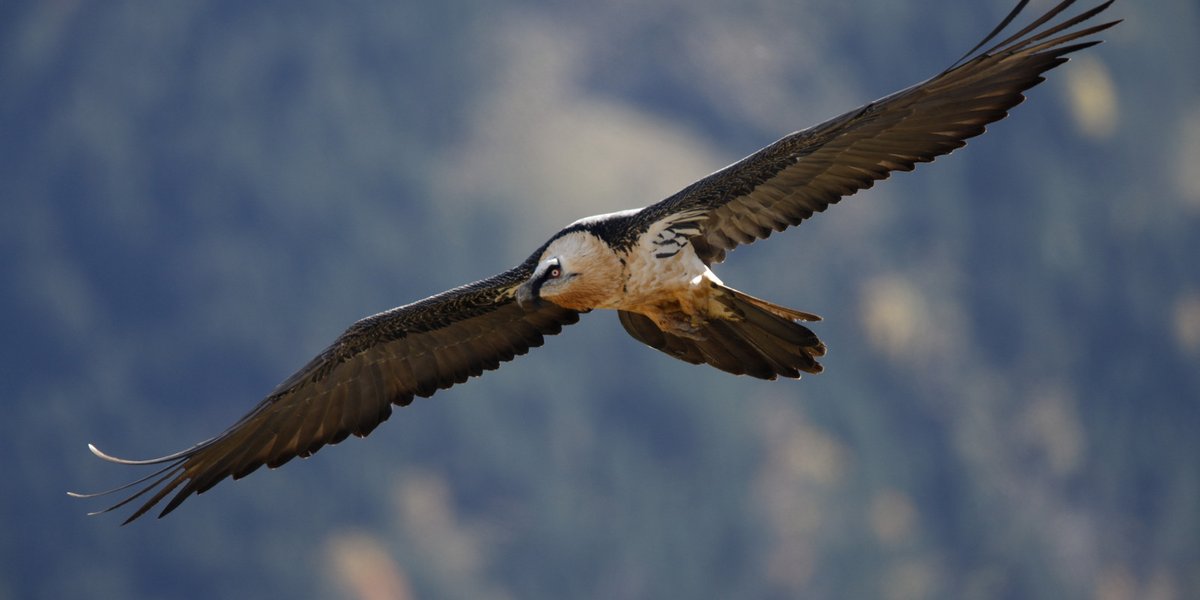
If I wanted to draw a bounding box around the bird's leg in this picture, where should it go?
[658,310,708,340]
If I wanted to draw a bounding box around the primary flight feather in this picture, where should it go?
[72,0,1119,523]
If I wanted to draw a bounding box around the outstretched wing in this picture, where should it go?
[72,265,581,524]
[640,0,1119,264]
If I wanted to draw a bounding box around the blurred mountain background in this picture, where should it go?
[2,0,1196,598]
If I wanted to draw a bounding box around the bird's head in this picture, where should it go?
[516,231,623,312]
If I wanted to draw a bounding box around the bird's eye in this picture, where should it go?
[548,267,561,279]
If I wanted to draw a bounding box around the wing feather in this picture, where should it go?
[639,0,1119,264]
[72,265,581,523]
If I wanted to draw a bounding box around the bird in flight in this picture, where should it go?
[73,0,1118,523]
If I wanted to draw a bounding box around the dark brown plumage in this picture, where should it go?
[619,284,825,379]
[639,0,1117,264]
[72,0,1118,524]
[75,265,581,523]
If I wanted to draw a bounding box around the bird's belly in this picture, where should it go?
[610,245,735,332]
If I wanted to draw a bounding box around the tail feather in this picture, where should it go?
[718,286,826,376]
[731,314,819,377]
[700,319,782,379]
[731,289,823,323]
[617,285,826,380]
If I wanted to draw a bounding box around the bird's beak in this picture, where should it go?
[516,280,541,310]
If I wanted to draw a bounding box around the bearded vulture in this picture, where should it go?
[73,0,1119,523]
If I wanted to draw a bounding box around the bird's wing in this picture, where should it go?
[71,264,581,524]
[640,0,1119,264]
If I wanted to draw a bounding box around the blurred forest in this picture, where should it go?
[2,0,1197,598]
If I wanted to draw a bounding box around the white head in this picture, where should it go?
[516,231,624,312]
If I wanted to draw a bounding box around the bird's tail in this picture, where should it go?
[710,285,826,378]
[618,285,826,380]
